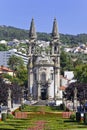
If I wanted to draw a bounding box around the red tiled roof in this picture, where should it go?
[0,66,13,72]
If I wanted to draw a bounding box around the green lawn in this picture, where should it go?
[19,105,64,112]
[0,105,87,130]
[0,115,87,130]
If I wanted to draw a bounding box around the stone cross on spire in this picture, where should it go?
[52,18,59,39]
[29,18,37,39]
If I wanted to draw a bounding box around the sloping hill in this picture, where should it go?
[0,25,87,44]
[0,25,28,40]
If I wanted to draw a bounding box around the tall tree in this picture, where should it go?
[8,55,24,76]
[16,67,28,86]
[0,77,8,105]
[60,51,74,75]
[64,82,87,105]
[0,77,22,105]
[74,64,87,83]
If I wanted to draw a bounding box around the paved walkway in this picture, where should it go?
[27,120,46,130]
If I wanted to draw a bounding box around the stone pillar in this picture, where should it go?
[7,88,11,110]
[52,45,54,55]
[73,87,77,111]
[28,68,30,99]
[47,79,51,99]
[29,45,31,55]
[21,89,24,104]
[56,55,61,100]
[55,69,58,98]
[28,57,33,100]
[53,59,58,100]
[54,66,56,100]
[37,67,41,100]
[38,82,41,100]
[57,55,60,92]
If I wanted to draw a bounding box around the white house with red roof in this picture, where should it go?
[0,66,13,76]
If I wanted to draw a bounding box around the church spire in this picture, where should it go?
[29,18,37,39]
[52,18,59,39]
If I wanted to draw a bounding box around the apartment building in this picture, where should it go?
[0,49,28,67]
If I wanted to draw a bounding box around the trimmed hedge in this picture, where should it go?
[1,113,7,121]
[76,112,81,122]
[84,112,87,125]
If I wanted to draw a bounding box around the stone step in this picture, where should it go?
[33,100,47,106]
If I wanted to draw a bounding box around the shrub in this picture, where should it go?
[1,113,7,121]
[11,111,15,116]
[70,113,76,121]
[60,103,66,111]
[19,104,25,111]
[84,112,87,125]
[7,113,14,119]
[76,112,81,122]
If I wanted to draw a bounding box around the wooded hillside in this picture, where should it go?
[0,25,87,44]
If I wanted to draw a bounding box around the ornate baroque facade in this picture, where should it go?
[27,18,62,102]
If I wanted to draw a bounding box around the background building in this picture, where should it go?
[0,49,28,67]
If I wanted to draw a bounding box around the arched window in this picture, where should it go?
[54,46,57,54]
[41,72,46,83]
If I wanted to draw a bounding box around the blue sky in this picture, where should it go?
[0,0,87,34]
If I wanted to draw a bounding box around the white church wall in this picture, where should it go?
[49,81,54,99]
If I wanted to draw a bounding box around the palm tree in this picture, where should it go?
[8,55,24,77]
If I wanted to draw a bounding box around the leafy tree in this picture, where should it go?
[0,26,28,40]
[4,55,27,86]
[64,82,87,105]
[16,67,28,86]
[0,76,22,105]
[10,83,22,104]
[74,64,87,83]
[8,55,24,76]
[37,32,51,41]
[2,73,12,81]
[69,54,83,67]
[0,44,8,51]
[60,51,74,75]
[0,77,8,105]
[7,55,28,86]
[2,73,21,85]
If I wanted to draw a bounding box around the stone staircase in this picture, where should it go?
[33,99,47,106]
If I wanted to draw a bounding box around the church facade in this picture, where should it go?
[27,18,62,103]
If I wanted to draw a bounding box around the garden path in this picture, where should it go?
[27,120,46,130]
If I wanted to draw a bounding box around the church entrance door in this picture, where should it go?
[41,87,47,100]
[40,72,47,100]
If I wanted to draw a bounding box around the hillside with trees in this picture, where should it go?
[0,25,28,41]
[0,25,87,44]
